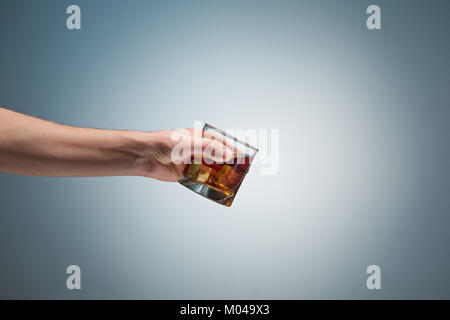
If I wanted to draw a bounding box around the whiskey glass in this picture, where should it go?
[178,124,258,207]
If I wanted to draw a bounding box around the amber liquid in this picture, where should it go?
[179,156,251,206]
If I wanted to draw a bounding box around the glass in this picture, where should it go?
[178,124,258,207]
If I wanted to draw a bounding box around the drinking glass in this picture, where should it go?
[178,124,258,207]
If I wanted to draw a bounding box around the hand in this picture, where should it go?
[133,129,233,182]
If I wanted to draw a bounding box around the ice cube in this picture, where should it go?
[197,166,212,183]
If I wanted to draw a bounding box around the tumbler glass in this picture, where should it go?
[178,124,258,207]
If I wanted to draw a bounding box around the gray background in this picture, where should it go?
[0,0,449,299]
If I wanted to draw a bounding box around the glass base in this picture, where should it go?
[178,174,234,207]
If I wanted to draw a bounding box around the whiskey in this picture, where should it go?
[179,156,252,207]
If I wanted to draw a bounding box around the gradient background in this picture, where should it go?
[0,0,449,299]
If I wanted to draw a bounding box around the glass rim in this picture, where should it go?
[203,123,259,153]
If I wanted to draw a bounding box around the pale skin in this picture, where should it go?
[0,107,232,182]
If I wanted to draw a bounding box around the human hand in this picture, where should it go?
[132,128,234,182]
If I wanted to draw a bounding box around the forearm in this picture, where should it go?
[0,107,150,177]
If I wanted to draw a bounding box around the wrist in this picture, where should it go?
[123,130,169,177]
